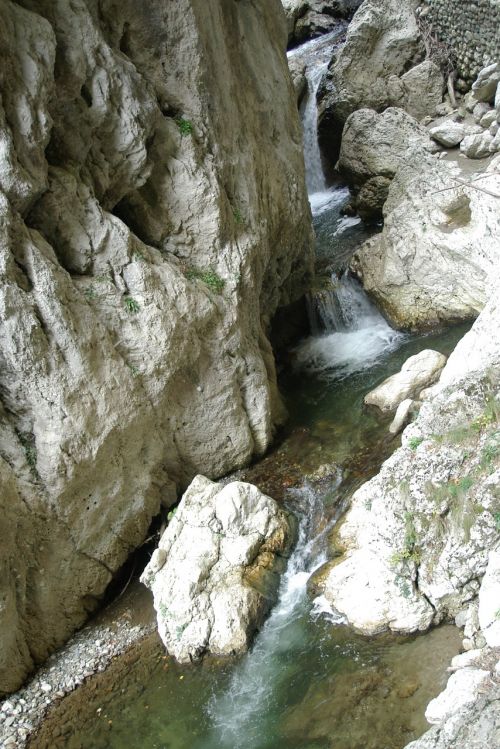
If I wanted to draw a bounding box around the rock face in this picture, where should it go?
[353,154,500,329]
[364,350,447,412]
[323,282,500,635]
[338,107,435,220]
[282,0,362,46]
[317,0,425,164]
[0,0,313,694]
[140,476,293,661]
[478,551,500,647]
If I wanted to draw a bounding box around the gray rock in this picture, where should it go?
[365,350,447,412]
[317,0,424,163]
[478,551,500,647]
[353,154,500,328]
[472,62,500,103]
[429,121,467,147]
[140,476,293,662]
[389,398,414,435]
[425,668,491,725]
[0,0,313,693]
[338,107,433,219]
[460,131,495,158]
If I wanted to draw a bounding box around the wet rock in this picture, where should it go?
[283,0,362,46]
[141,476,293,662]
[288,56,307,106]
[365,350,447,412]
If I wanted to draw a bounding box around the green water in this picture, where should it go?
[32,319,468,749]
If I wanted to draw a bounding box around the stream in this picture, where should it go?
[30,30,469,749]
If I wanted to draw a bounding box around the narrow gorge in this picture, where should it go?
[1,1,499,748]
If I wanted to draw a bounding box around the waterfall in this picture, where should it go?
[204,480,344,749]
[298,274,405,380]
[302,61,328,194]
[288,29,344,208]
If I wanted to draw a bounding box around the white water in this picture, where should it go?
[298,274,404,379]
[288,30,344,213]
[206,482,339,748]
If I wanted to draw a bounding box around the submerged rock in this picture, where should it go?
[364,350,447,412]
[141,476,293,662]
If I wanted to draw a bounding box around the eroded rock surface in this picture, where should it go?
[323,283,500,635]
[317,0,425,164]
[353,154,500,329]
[141,476,293,661]
[338,107,434,220]
[0,0,313,693]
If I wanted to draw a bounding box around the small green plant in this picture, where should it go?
[390,512,421,567]
[126,362,140,378]
[185,267,225,294]
[167,508,177,523]
[494,512,500,531]
[233,207,244,225]
[133,249,146,262]
[159,603,170,618]
[17,431,37,473]
[408,436,424,451]
[176,117,193,136]
[124,296,140,313]
[84,285,96,301]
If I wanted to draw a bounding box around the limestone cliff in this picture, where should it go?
[0,0,313,694]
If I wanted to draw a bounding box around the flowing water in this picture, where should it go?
[30,29,470,749]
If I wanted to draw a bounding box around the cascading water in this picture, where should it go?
[299,273,404,379]
[204,481,344,749]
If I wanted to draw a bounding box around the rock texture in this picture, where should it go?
[353,154,500,329]
[140,476,293,661]
[282,0,361,46]
[322,281,500,635]
[317,0,426,164]
[0,0,313,694]
[364,350,447,412]
[338,107,435,220]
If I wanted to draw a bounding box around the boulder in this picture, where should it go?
[395,61,445,122]
[425,668,491,725]
[472,62,500,104]
[317,0,424,163]
[364,350,447,412]
[389,398,414,435]
[478,550,500,647]
[460,131,495,159]
[283,0,362,46]
[429,121,466,148]
[338,107,434,219]
[140,476,293,662]
[353,154,500,329]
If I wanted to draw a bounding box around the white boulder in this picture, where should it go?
[141,476,292,662]
[365,350,447,412]
[429,121,466,148]
[389,398,414,434]
[425,668,490,725]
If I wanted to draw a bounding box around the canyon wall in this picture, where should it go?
[0,0,313,694]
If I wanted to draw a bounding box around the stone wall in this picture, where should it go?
[423,0,500,82]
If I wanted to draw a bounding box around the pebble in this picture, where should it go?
[0,615,154,749]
